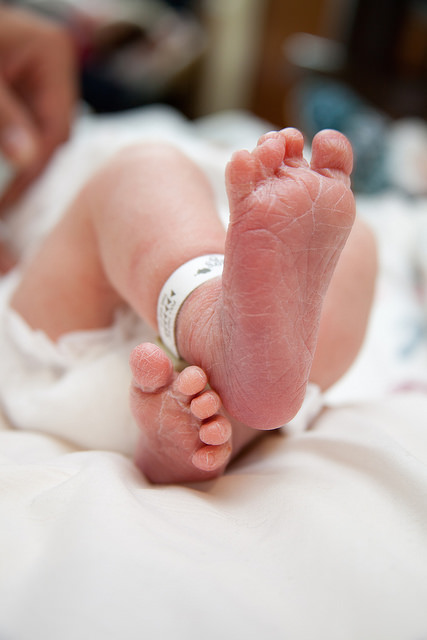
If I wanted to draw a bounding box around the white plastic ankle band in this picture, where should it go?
[157,254,224,359]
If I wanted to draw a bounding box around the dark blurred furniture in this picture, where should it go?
[252,0,426,127]
[345,0,426,118]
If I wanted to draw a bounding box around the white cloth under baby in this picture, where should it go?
[0,270,155,454]
[0,269,321,455]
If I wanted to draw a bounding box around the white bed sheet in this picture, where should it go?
[0,106,426,640]
[1,392,426,640]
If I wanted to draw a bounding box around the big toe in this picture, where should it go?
[310,129,353,182]
[130,343,174,392]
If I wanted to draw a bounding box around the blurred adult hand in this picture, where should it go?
[0,237,16,274]
[0,6,78,212]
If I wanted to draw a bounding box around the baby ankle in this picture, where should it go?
[157,254,224,360]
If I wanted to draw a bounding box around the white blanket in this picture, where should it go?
[0,107,426,640]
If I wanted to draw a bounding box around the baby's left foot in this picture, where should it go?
[130,343,232,483]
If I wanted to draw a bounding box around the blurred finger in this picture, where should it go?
[0,239,17,274]
[0,157,45,213]
[0,78,39,169]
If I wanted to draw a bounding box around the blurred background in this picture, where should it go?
[4,0,427,192]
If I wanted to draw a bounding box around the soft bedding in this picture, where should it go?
[0,106,426,640]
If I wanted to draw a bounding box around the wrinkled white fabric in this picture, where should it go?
[0,392,426,640]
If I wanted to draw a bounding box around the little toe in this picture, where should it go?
[310,129,353,182]
[199,415,232,446]
[130,343,173,392]
[190,389,221,420]
[174,365,208,397]
[192,442,232,472]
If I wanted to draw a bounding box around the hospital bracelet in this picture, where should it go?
[157,254,224,359]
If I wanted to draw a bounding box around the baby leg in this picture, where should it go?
[11,142,227,337]
[310,217,377,390]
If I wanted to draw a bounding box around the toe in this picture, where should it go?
[310,129,353,182]
[174,365,208,397]
[225,149,263,201]
[190,389,221,420]
[192,442,232,472]
[257,128,307,168]
[280,127,307,164]
[257,130,282,145]
[199,415,232,445]
[130,343,173,392]
[253,137,286,170]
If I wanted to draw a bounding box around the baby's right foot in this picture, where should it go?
[176,128,355,429]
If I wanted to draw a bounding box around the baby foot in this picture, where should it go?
[177,128,355,429]
[130,342,232,484]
